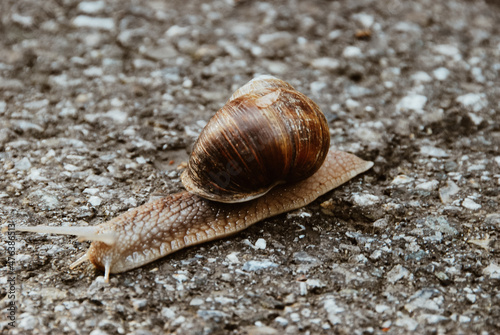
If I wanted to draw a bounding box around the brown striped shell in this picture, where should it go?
[180,75,330,203]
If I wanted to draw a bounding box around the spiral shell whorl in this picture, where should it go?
[181,76,330,203]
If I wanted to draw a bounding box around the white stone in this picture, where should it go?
[78,1,105,14]
[393,21,421,33]
[24,99,49,110]
[214,296,235,305]
[135,156,147,164]
[405,289,442,313]
[290,312,301,322]
[352,13,374,28]
[306,279,326,288]
[88,196,102,206]
[345,98,361,111]
[387,265,409,283]
[471,67,485,83]
[15,157,32,171]
[396,94,427,112]
[468,164,485,172]
[161,307,176,319]
[83,188,100,195]
[483,263,500,279]
[411,71,432,83]
[310,81,327,95]
[462,198,481,210]
[439,181,460,204]
[310,57,340,71]
[165,25,190,37]
[352,193,380,206]
[342,46,362,58]
[420,145,449,157]
[468,112,483,126]
[86,175,113,186]
[72,16,115,31]
[391,175,414,185]
[257,32,293,48]
[226,252,240,264]
[466,294,476,303]
[172,273,189,282]
[83,66,103,77]
[105,109,128,123]
[419,314,448,324]
[242,260,278,271]
[64,163,80,172]
[28,169,48,182]
[189,298,204,306]
[433,67,450,81]
[323,297,344,325]
[395,315,419,331]
[12,13,34,27]
[328,30,342,40]
[434,44,461,58]
[416,180,439,191]
[0,101,5,114]
[456,93,488,112]
[274,316,289,326]
[495,156,500,167]
[370,249,382,260]
[18,314,38,330]
[254,238,267,250]
[375,304,390,313]
[459,315,471,323]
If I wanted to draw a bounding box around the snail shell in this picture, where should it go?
[181,75,331,203]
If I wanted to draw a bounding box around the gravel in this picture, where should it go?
[1,0,499,334]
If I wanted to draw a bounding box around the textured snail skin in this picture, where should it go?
[77,148,372,281]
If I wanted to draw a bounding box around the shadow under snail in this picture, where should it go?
[14,75,373,282]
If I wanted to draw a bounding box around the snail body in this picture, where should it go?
[14,76,373,282]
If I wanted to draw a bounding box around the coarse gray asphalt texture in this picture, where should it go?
[1,0,499,334]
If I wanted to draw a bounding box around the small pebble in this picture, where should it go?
[189,298,204,306]
[387,264,409,283]
[416,180,439,191]
[462,198,481,210]
[433,67,450,81]
[257,32,293,48]
[242,260,278,271]
[310,57,340,71]
[391,175,414,185]
[352,193,380,206]
[254,238,267,250]
[420,145,449,157]
[439,181,460,204]
[395,315,419,331]
[15,157,32,171]
[352,13,374,28]
[78,1,105,14]
[411,71,432,83]
[342,46,363,58]
[396,94,427,112]
[72,16,115,31]
[88,196,102,207]
[433,44,461,59]
[483,263,500,279]
[456,93,488,112]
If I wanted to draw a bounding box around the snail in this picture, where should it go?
[12,75,373,282]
